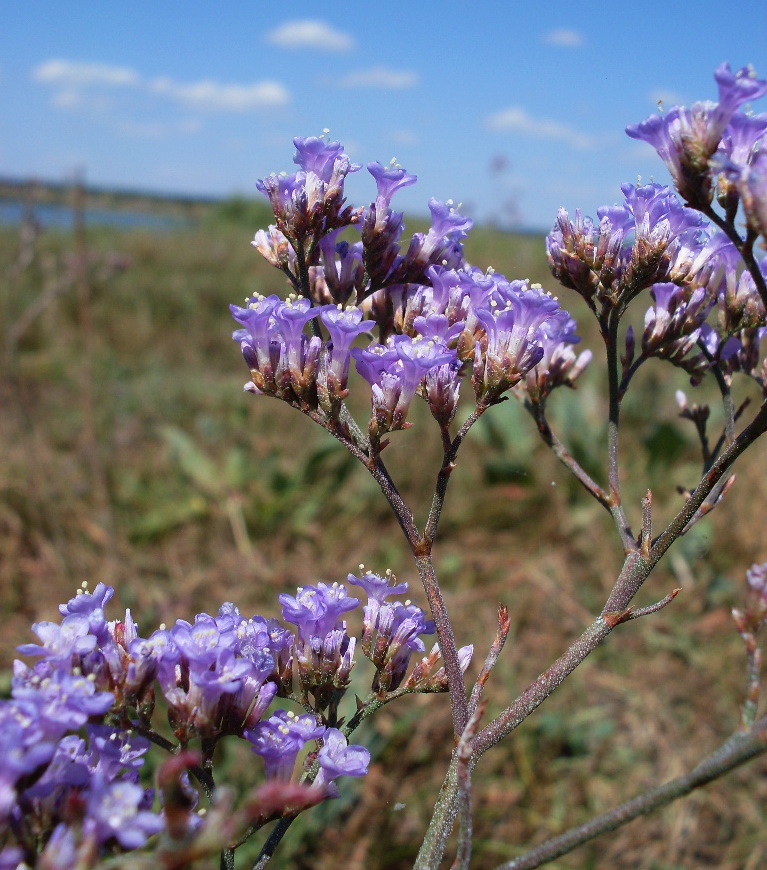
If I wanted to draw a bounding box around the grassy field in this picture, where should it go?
[1,201,766,869]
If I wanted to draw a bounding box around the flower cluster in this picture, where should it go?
[236,137,591,444]
[546,182,711,315]
[626,63,767,213]
[4,570,463,865]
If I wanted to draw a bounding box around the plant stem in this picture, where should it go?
[491,722,767,870]
[604,309,635,550]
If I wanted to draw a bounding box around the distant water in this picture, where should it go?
[0,200,192,231]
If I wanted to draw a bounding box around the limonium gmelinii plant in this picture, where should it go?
[6,62,767,869]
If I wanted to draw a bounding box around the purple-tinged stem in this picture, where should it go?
[603,309,636,551]
[491,721,767,870]
[424,405,488,545]
[417,399,767,868]
[468,604,511,717]
[527,403,611,512]
[701,206,767,312]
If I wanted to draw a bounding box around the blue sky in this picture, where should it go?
[2,1,766,230]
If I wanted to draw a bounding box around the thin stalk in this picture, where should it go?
[416,398,767,869]
[701,206,767,311]
[424,404,487,544]
[492,723,767,870]
[527,403,611,511]
[414,547,469,737]
[603,309,635,550]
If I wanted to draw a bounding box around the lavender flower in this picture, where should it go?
[521,310,592,401]
[626,63,767,206]
[641,283,714,377]
[353,335,457,441]
[547,185,710,313]
[84,773,164,849]
[279,583,359,709]
[313,728,370,792]
[398,198,472,278]
[231,294,323,406]
[472,282,561,402]
[256,136,363,246]
[313,229,365,306]
[317,304,375,409]
[246,710,325,781]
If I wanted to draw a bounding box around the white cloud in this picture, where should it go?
[33,58,290,114]
[32,59,140,87]
[390,129,419,145]
[51,89,112,112]
[267,19,354,52]
[542,28,584,48]
[150,77,289,111]
[337,66,418,89]
[115,118,203,138]
[485,106,594,149]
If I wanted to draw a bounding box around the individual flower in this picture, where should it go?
[313,728,370,793]
[316,304,375,409]
[398,199,472,279]
[252,224,292,270]
[245,710,325,781]
[312,229,365,306]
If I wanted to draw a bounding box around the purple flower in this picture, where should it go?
[352,335,457,438]
[626,63,767,205]
[59,583,114,644]
[641,283,714,378]
[17,614,98,663]
[11,668,114,733]
[547,185,710,311]
[473,282,560,401]
[317,304,375,404]
[258,137,363,244]
[246,709,325,781]
[231,294,323,405]
[314,729,370,791]
[738,150,767,241]
[314,230,365,306]
[279,582,359,706]
[522,310,592,401]
[85,773,163,849]
[293,137,359,181]
[368,161,418,212]
[400,199,472,275]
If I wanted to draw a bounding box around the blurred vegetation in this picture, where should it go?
[1,195,766,869]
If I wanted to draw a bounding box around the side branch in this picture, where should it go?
[492,722,767,870]
[527,403,611,511]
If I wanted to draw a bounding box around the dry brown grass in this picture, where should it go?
[1,217,766,869]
